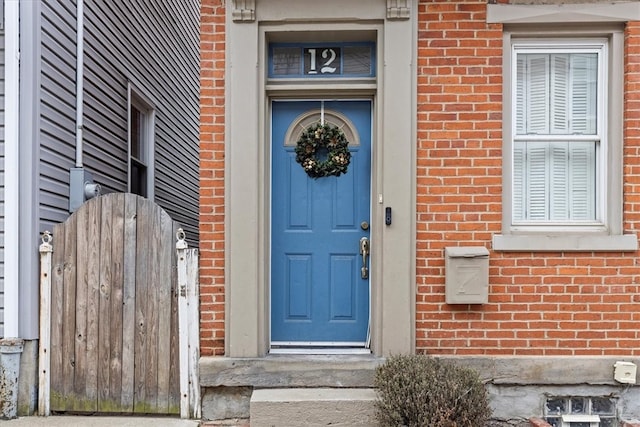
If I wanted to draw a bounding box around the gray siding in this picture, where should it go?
[1,25,5,337]
[39,0,200,242]
[39,0,78,232]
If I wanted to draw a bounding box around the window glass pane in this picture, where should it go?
[570,397,586,414]
[131,105,144,159]
[591,397,615,415]
[343,46,372,75]
[567,143,596,220]
[570,54,597,134]
[526,142,549,220]
[550,54,569,133]
[545,417,561,427]
[600,419,616,427]
[524,54,550,134]
[131,161,147,198]
[513,141,596,222]
[546,398,567,415]
[513,143,525,221]
[272,47,301,76]
[516,52,597,136]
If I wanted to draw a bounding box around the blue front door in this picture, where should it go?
[271,100,371,344]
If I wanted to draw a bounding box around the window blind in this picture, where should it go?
[514,51,597,222]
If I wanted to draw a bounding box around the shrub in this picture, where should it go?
[374,353,492,427]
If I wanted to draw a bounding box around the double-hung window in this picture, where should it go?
[492,23,637,252]
[513,43,601,225]
[128,84,155,199]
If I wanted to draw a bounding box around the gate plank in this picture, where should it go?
[60,212,78,410]
[49,224,65,410]
[109,194,125,409]
[143,206,162,411]
[121,194,138,411]
[73,201,89,410]
[98,195,113,410]
[156,210,173,412]
[85,197,102,408]
[134,198,151,411]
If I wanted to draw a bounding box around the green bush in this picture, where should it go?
[374,354,492,427]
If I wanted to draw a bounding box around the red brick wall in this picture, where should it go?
[415,1,640,356]
[199,0,226,356]
[198,0,640,357]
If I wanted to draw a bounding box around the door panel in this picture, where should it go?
[271,100,371,344]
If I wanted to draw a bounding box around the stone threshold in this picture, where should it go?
[200,354,382,389]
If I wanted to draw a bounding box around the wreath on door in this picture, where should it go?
[294,122,351,178]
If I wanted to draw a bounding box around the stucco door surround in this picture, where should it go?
[225,0,417,357]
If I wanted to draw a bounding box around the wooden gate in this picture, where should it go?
[38,193,198,416]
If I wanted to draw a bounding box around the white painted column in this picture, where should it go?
[379,0,417,355]
[4,0,21,339]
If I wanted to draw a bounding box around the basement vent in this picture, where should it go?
[545,396,617,427]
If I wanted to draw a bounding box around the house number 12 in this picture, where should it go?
[306,48,338,74]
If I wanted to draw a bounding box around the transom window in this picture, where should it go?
[512,42,603,226]
[268,42,376,79]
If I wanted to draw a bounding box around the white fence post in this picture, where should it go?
[186,248,201,418]
[38,231,53,416]
[177,231,201,418]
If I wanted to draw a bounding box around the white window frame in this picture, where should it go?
[127,83,156,200]
[560,414,600,427]
[493,24,637,252]
[511,40,604,228]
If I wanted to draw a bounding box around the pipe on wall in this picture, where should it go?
[75,0,85,168]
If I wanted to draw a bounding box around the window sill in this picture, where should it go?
[492,233,638,252]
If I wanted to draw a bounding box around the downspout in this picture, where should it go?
[5,0,22,339]
[70,0,97,213]
[75,0,84,168]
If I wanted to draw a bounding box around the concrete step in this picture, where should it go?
[249,388,377,427]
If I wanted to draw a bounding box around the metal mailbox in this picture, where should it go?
[444,246,490,304]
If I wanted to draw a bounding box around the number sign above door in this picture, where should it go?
[269,42,376,78]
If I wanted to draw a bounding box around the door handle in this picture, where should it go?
[359,237,370,279]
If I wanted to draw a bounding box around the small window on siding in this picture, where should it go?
[128,86,155,199]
